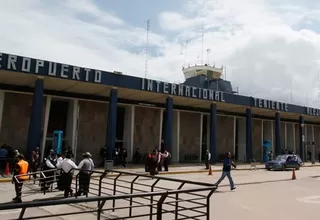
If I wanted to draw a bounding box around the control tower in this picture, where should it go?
[182,62,238,94]
[182,62,223,80]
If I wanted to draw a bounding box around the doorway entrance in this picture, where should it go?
[44,99,69,157]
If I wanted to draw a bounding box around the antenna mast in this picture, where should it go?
[144,19,150,78]
[201,24,204,65]
[290,75,293,103]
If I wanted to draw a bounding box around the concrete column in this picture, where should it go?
[299,116,305,161]
[286,122,294,152]
[27,78,44,161]
[159,109,164,150]
[237,118,246,162]
[71,100,79,161]
[106,89,118,160]
[293,123,296,152]
[275,112,281,155]
[312,125,315,142]
[0,91,5,133]
[123,105,135,162]
[209,104,217,163]
[40,95,51,162]
[233,117,236,156]
[261,120,264,159]
[172,111,180,163]
[284,122,287,149]
[65,99,79,158]
[246,108,252,162]
[271,121,274,153]
[199,113,203,163]
[164,97,173,155]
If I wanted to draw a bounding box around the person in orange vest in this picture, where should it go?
[12,154,29,203]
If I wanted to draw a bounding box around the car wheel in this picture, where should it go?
[296,166,300,170]
[267,168,271,171]
[281,165,286,171]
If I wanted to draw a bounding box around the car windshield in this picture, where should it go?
[275,155,287,160]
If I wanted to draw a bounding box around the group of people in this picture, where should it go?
[0,144,21,177]
[11,147,95,203]
[145,149,171,176]
[99,146,128,167]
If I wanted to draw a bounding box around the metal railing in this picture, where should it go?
[4,169,217,219]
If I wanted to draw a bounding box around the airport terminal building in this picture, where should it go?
[0,52,319,163]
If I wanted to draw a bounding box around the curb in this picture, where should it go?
[0,165,318,183]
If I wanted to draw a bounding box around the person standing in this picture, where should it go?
[121,148,128,168]
[149,150,158,176]
[12,154,29,203]
[76,152,94,196]
[156,149,163,173]
[30,150,39,180]
[215,152,236,191]
[205,150,211,169]
[162,150,170,172]
[56,154,77,198]
[40,150,57,191]
[55,154,64,190]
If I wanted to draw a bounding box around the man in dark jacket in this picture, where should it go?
[215,152,236,190]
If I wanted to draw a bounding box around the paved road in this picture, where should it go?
[0,167,320,219]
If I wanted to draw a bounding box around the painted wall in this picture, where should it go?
[123,106,134,162]
[0,92,46,154]
[262,120,273,153]
[286,123,294,152]
[294,124,300,155]
[179,111,201,163]
[77,100,108,163]
[236,118,246,162]
[252,119,262,161]
[172,111,179,163]
[133,106,161,155]
[314,126,320,161]
[216,115,235,160]
[65,100,75,148]
[305,125,314,160]
[281,122,286,151]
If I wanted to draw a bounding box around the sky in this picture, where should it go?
[1,0,320,107]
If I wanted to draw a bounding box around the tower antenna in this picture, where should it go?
[144,19,150,78]
[290,75,293,103]
[201,23,204,65]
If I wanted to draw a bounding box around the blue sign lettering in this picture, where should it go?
[141,78,226,102]
[0,53,102,84]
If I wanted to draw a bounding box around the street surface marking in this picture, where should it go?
[296,196,320,204]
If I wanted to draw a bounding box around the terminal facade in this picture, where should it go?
[0,52,319,163]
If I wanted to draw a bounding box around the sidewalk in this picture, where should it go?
[1,162,319,182]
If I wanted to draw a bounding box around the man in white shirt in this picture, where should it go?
[40,150,57,192]
[205,150,211,169]
[162,150,171,171]
[56,154,77,198]
[55,154,64,191]
[76,152,94,196]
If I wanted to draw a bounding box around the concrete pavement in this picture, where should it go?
[1,166,320,219]
[1,162,319,182]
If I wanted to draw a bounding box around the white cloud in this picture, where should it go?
[0,0,320,107]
